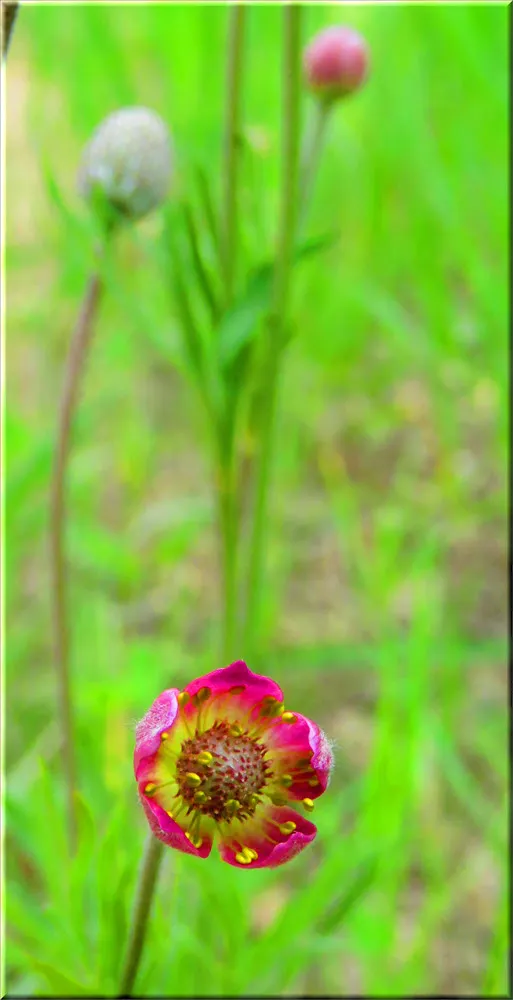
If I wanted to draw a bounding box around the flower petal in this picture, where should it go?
[140,795,213,859]
[264,712,333,799]
[134,688,180,772]
[179,660,285,731]
[218,806,317,870]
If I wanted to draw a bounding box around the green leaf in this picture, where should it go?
[216,233,338,369]
[32,961,96,997]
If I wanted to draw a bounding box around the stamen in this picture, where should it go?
[235,846,256,864]
[185,830,203,849]
[260,697,285,718]
[302,798,314,812]
[194,790,208,804]
[177,691,190,708]
[228,686,245,695]
[229,723,244,737]
[160,731,169,741]
[279,821,297,835]
[225,799,241,815]
[268,792,288,806]
[281,712,297,724]
[168,799,186,821]
[197,751,213,765]
[308,777,319,787]
[185,772,202,787]
[280,774,293,787]
[144,777,178,797]
[193,686,211,705]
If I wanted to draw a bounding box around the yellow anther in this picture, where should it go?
[228,685,245,695]
[229,723,244,737]
[225,799,241,815]
[260,697,284,718]
[279,821,297,836]
[235,846,256,864]
[302,798,315,812]
[144,783,157,796]
[185,831,203,849]
[185,772,202,788]
[248,794,262,809]
[160,731,169,741]
[270,793,288,806]
[281,712,297,724]
[296,756,311,767]
[308,777,319,787]
[194,790,207,804]
[197,751,213,765]
[193,686,211,704]
[280,774,293,787]
[177,691,190,708]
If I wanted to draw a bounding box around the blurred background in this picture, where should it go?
[5,3,508,997]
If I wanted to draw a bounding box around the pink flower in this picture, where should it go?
[304,26,369,102]
[135,660,333,869]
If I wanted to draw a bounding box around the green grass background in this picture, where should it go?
[5,3,508,996]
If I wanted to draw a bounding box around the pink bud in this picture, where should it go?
[304,26,369,102]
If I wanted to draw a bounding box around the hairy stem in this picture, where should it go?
[244,6,302,660]
[2,0,19,58]
[118,836,164,997]
[50,271,103,853]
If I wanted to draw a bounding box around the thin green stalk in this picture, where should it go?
[217,5,246,660]
[218,428,238,662]
[118,836,164,997]
[299,98,332,226]
[244,6,302,660]
[221,6,246,305]
[50,270,103,853]
[2,0,19,58]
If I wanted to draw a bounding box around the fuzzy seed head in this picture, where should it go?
[304,26,369,103]
[78,106,172,221]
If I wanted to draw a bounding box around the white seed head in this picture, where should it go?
[78,106,172,221]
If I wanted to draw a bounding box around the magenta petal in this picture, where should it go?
[218,807,317,870]
[134,688,180,772]
[265,712,333,798]
[305,716,333,793]
[184,660,283,705]
[141,796,212,859]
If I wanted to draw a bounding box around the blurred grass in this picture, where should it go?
[5,3,508,997]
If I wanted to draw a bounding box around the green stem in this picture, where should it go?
[298,99,332,227]
[118,836,164,997]
[218,429,238,662]
[217,5,246,660]
[244,6,302,661]
[50,270,103,853]
[221,6,246,305]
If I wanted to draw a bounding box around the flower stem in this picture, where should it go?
[244,6,302,660]
[217,4,246,660]
[50,270,103,853]
[2,0,19,58]
[218,428,238,662]
[221,5,246,306]
[118,836,164,997]
[299,98,331,227]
